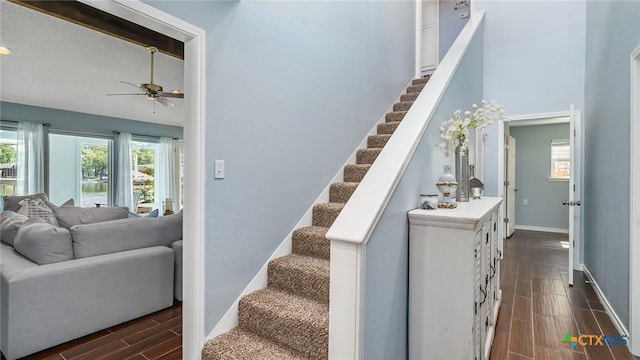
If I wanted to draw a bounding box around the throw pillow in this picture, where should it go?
[17,198,59,226]
[2,193,48,212]
[0,211,29,247]
[52,206,129,229]
[45,198,75,210]
[13,217,74,265]
[128,209,159,218]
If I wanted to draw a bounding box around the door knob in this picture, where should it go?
[576,201,581,206]
[563,200,569,206]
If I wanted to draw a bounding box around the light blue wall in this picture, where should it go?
[0,101,183,139]
[145,1,416,333]
[509,123,569,230]
[439,0,469,61]
[363,21,484,358]
[584,0,640,329]
[473,1,586,196]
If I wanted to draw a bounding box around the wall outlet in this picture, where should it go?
[523,199,528,205]
[214,160,225,179]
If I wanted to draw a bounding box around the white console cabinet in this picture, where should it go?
[408,197,502,360]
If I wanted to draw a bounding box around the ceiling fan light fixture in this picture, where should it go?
[0,46,12,55]
[171,89,181,94]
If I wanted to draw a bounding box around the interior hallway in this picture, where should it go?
[490,230,638,360]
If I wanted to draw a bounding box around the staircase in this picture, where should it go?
[201,77,429,360]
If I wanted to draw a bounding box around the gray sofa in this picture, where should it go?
[0,204,183,360]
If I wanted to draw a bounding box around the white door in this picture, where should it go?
[506,135,516,237]
[566,105,582,286]
[421,0,439,74]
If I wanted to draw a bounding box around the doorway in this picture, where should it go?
[498,109,582,287]
[82,1,206,359]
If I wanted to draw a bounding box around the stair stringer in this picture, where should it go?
[205,79,414,341]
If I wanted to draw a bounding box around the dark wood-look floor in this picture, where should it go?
[2,302,182,360]
[490,230,638,360]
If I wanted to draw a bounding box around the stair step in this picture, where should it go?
[393,101,414,112]
[377,121,401,135]
[292,226,330,260]
[238,288,328,358]
[385,111,407,122]
[312,202,344,227]
[407,83,425,94]
[202,328,306,360]
[401,93,419,102]
[356,148,382,164]
[412,76,430,86]
[343,164,371,182]
[368,134,392,149]
[268,254,329,304]
[329,182,359,203]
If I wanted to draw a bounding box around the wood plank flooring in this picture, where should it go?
[490,230,638,360]
[2,302,182,360]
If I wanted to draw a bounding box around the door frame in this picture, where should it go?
[79,1,206,359]
[629,43,640,356]
[497,110,581,270]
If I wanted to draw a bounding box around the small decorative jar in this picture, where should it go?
[420,194,439,210]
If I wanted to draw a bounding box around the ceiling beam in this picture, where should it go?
[10,0,184,59]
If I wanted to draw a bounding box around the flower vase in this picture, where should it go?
[455,137,469,202]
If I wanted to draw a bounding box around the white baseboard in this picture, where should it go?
[582,266,631,351]
[205,79,414,341]
[514,225,569,234]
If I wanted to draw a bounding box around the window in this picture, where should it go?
[132,140,159,209]
[0,129,18,197]
[550,140,570,180]
[49,134,112,207]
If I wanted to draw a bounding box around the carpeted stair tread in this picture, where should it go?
[292,226,330,260]
[385,111,407,122]
[239,288,328,358]
[401,93,419,102]
[329,182,359,203]
[343,164,371,182]
[312,202,344,227]
[202,328,307,360]
[377,121,401,135]
[412,76,430,85]
[368,134,392,149]
[407,83,425,93]
[268,254,329,303]
[393,101,414,112]
[356,148,382,164]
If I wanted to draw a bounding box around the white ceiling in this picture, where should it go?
[0,1,184,127]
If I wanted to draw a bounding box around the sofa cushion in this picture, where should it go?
[128,209,159,218]
[17,198,59,226]
[2,193,48,212]
[13,218,74,265]
[0,211,29,246]
[52,206,129,229]
[71,211,183,258]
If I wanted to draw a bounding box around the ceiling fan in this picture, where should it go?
[107,46,183,108]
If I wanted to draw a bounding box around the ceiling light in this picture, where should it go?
[0,47,11,55]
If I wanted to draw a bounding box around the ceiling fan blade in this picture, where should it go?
[106,93,148,96]
[161,91,184,99]
[155,96,175,107]
[120,81,143,91]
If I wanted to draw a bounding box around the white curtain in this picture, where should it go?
[156,137,176,213]
[16,122,44,195]
[115,132,133,209]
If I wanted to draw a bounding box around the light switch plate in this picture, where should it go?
[214,160,225,179]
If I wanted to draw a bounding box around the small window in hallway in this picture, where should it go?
[550,140,570,179]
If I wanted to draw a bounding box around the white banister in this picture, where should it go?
[326,11,486,359]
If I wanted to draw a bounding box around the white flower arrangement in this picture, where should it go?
[438,100,508,157]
